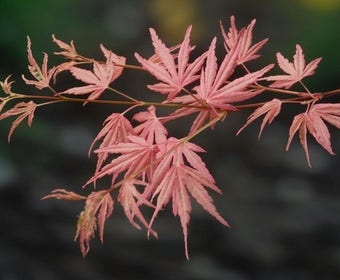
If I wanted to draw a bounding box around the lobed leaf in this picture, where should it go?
[266,44,322,89]
[0,101,37,142]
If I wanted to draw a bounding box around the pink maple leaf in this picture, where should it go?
[266,44,322,89]
[0,101,36,142]
[286,103,340,166]
[134,26,207,100]
[52,34,79,60]
[64,46,126,101]
[133,105,168,144]
[88,135,157,186]
[100,45,126,81]
[220,16,269,65]
[42,189,87,200]
[312,103,340,129]
[65,63,113,100]
[0,76,16,113]
[237,98,282,138]
[146,137,228,259]
[21,37,56,90]
[118,179,157,237]
[89,113,135,173]
[74,190,114,257]
[0,75,15,96]
[169,35,273,133]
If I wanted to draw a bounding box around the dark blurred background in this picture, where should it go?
[1,0,340,279]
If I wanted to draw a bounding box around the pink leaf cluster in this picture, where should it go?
[1,15,339,260]
[147,137,229,259]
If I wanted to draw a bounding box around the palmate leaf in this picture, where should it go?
[220,16,269,64]
[74,190,114,257]
[89,113,135,173]
[65,62,113,100]
[134,26,207,100]
[118,179,157,237]
[237,98,282,138]
[0,101,37,142]
[146,137,228,259]
[52,34,79,60]
[65,46,126,101]
[169,34,273,133]
[266,44,322,89]
[286,103,340,166]
[22,37,56,90]
[133,105,168,145]
[87,135,157,186]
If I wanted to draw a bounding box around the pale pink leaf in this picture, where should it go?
[133,105,168,144]
[22,37,56,89]
[100,44,126,81]
[42,189,87,200]
[0,101,37,142]
[147,137,227,259]
[64,46,125,101]
[89,113,135,172]
[87,136,157,186]
[118,179,157,237]
[312,103,340,129]
[220,16,268,64]
[52,34,79,60]
[97,192,114,243]
[74,190,114,257]
[266,44,322,89]
[134,26,206,100]
[65,62,112,100]
[286,113,311,166]
[169,34,272,133]
[237,98,282,138]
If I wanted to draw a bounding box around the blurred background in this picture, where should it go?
[0,0,340,279]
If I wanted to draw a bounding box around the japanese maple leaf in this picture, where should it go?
[134,26,207,100]
[286,103,340,167]
[52,34,79,60]
[22,37,56,89]
[65,46,126,101]
[133,105,168,144]
[89,113,135,173]
[100,44,126,82]
[146,137,228,259]
[87,135,157,186]
[118,179,157,237]
[169,36,273,133]
[0,101,36,142]
[74,190,114,257]
[312,103,340,129]
[42,189,87,201]
[65,62,113,100]
[220,16,268,64]
[0,75,14,96]
[266,44,322,89]
[0,76,16,113]
[237,98,282,138]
